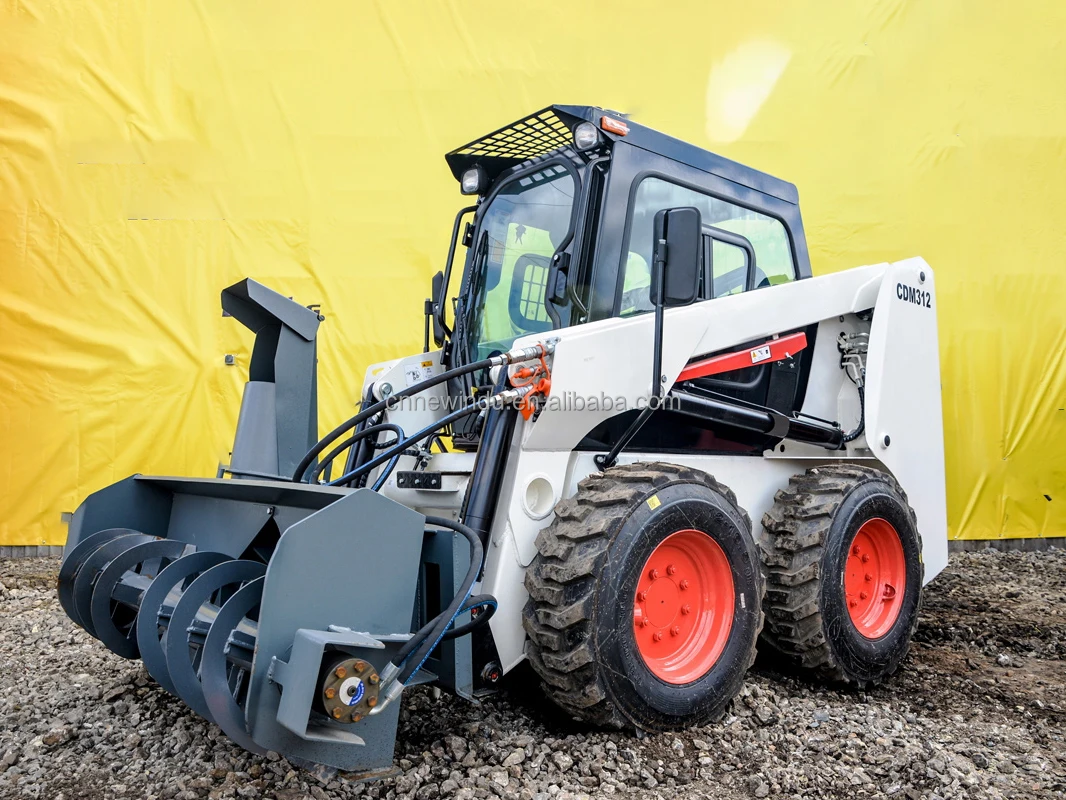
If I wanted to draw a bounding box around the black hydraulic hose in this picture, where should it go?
[441,595,497,640]
[326,403,483,487]
[342,385,377,482]
[393,517,483,686]
[309,423,404,484]
[291,356,497,482]
[842,385,866,444]
[395,594,496,666]
[321,437,354,482]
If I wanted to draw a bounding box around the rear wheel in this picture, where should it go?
[523,462,762,731]
[759,464,923,686]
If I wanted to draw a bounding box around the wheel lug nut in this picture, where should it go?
[860,591,868,600]
[649,568,660,580]
[641,618,650,627]
[351,713,362,723]
[324,687,336,700]
[679,580,689,590]
[852,545,861,556]
[861,553,871,563]
[666,564,676,576]
[368,673,380,685]
[367,696,377,708]
[638,590,648,602]
[334,666,347,679]
[681,604,691,615]
[865,573,873,582]
[670,626,681,637]
[354,660,367,672]
[331,707,343,719]
[849,599,858,608]
[653,631,664,642]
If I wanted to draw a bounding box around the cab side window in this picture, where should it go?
[619,177,795,316]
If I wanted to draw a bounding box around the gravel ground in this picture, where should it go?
[0,549,1063,800]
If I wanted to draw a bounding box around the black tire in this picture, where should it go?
[522,462,763,731]
[759,464,923,686]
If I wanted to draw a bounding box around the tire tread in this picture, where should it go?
[758,463,922,687]
[523,462,760,728]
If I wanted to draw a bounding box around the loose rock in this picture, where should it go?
[1,549,1063,799]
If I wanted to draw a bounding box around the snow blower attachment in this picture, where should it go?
[58,105,948,779]
[58,278,547,778]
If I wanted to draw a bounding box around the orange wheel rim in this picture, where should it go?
[633,529,734,684]
[844,518,907,639]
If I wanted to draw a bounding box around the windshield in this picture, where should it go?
[464,163,576,361]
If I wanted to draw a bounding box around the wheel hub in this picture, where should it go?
[844,517,906,639]
[633,529,734,685]
[642,575,680,628]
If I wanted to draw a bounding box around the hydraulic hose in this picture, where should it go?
[842,385,866,444]
[292,343,553,483]
[366,380,536,715]
[341,385,378,486]
[394,517,483,687]
[308,423,404,484]
[325,380,538,488]
[392,594,496,669]
[370,451,402,492]
[441,595,497,640]
[291,356,496,482]
[325,403,483,487]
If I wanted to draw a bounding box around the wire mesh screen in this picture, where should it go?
[454,108,572,161]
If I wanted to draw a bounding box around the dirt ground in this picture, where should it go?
[0,548,1063,800]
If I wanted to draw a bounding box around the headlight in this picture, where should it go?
[461,165,488,195]
[573,122,600,151]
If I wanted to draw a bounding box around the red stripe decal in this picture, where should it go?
[678,332,808,382]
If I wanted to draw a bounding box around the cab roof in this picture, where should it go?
[444,104,799,206]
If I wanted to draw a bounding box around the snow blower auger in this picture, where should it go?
[58,106,949,779]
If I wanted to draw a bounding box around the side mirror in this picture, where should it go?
[430,270,446,347]
[592,209,703,470]
[651,207,702,307]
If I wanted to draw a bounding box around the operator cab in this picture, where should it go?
[432,105,816,450]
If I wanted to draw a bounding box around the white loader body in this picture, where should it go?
[370,257,947,673]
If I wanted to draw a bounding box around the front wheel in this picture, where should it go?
[522,462,763,731]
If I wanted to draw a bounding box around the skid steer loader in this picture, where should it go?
[56,105,947,779]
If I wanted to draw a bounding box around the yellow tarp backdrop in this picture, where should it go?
[1,1,1064,545]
